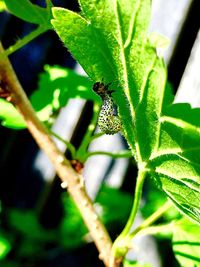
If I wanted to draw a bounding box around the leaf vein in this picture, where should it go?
[124,0,141,49]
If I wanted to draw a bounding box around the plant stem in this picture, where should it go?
[0,43,114,267]
[134,222,174,238]
[75,102,101,162]
[86,150,132,159]
[0,25,48,58]
[121,168,147,237]
[90,132,105,142]
[112,168,147,260]
[50,130,76,159]
[129,201,172,238]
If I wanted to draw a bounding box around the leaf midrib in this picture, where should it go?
[124,0,141,49]
[114,1,130,98]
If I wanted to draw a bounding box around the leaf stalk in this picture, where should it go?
[112,168,147,260]
[0,25,49,58]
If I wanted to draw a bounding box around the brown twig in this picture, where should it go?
[0,43,120,267]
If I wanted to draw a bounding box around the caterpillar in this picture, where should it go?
[93,81,121,135]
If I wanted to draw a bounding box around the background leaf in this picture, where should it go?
[95,185,132,229]
[60,185,132,249]
[3,0,52,26]
[0,236,11,260]
[9,209,57,242]
[172,218,200,267]
[0,0,6,12]
[123,259,152,267]
[60,194,88,249]
[31,65,97,115]
[0,99,26,129]
[0,66,96,129]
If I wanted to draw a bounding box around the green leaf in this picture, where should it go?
[60,185,132,249]
[31,65,98,120]
[135,57,166,161]
[148,102,200,224]
[0,66,97,129]
[60,194,88,249]
[4,0,52,26]
[0,99,26,129]
[9,209,57,242]
[141,179,180,222]
[95,185,132,229]
[51,1,200,224]
[0,262,20,267]
[149,157,200,224]
[172,218,200,267]
[0,0,7,12]
[148,32,170,51]
[51,0,152,154]
[0,236,11,260]
[123,259,152,267]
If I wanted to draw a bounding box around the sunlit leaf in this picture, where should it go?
[149,101,200,224]
[172,218,200,267]
[0,99,26,129]
[148,32,170,50]
[51,0,152,153]
[51,0,200,224]
[31,65,98,118]
[0,0,7,12]
[0,66,97,129]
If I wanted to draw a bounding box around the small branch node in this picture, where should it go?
[99,252,104,261]
[93,214,98,220]
[57,155,65,164]
[82,200,89,207]
[61,181,68,189]
[77,175,85,188]
[94,223,99,230]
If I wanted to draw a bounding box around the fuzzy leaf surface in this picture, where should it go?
[51,1,200,224]
[172,218,200,267]
[149,102,200,224]
[51,0,152,154]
